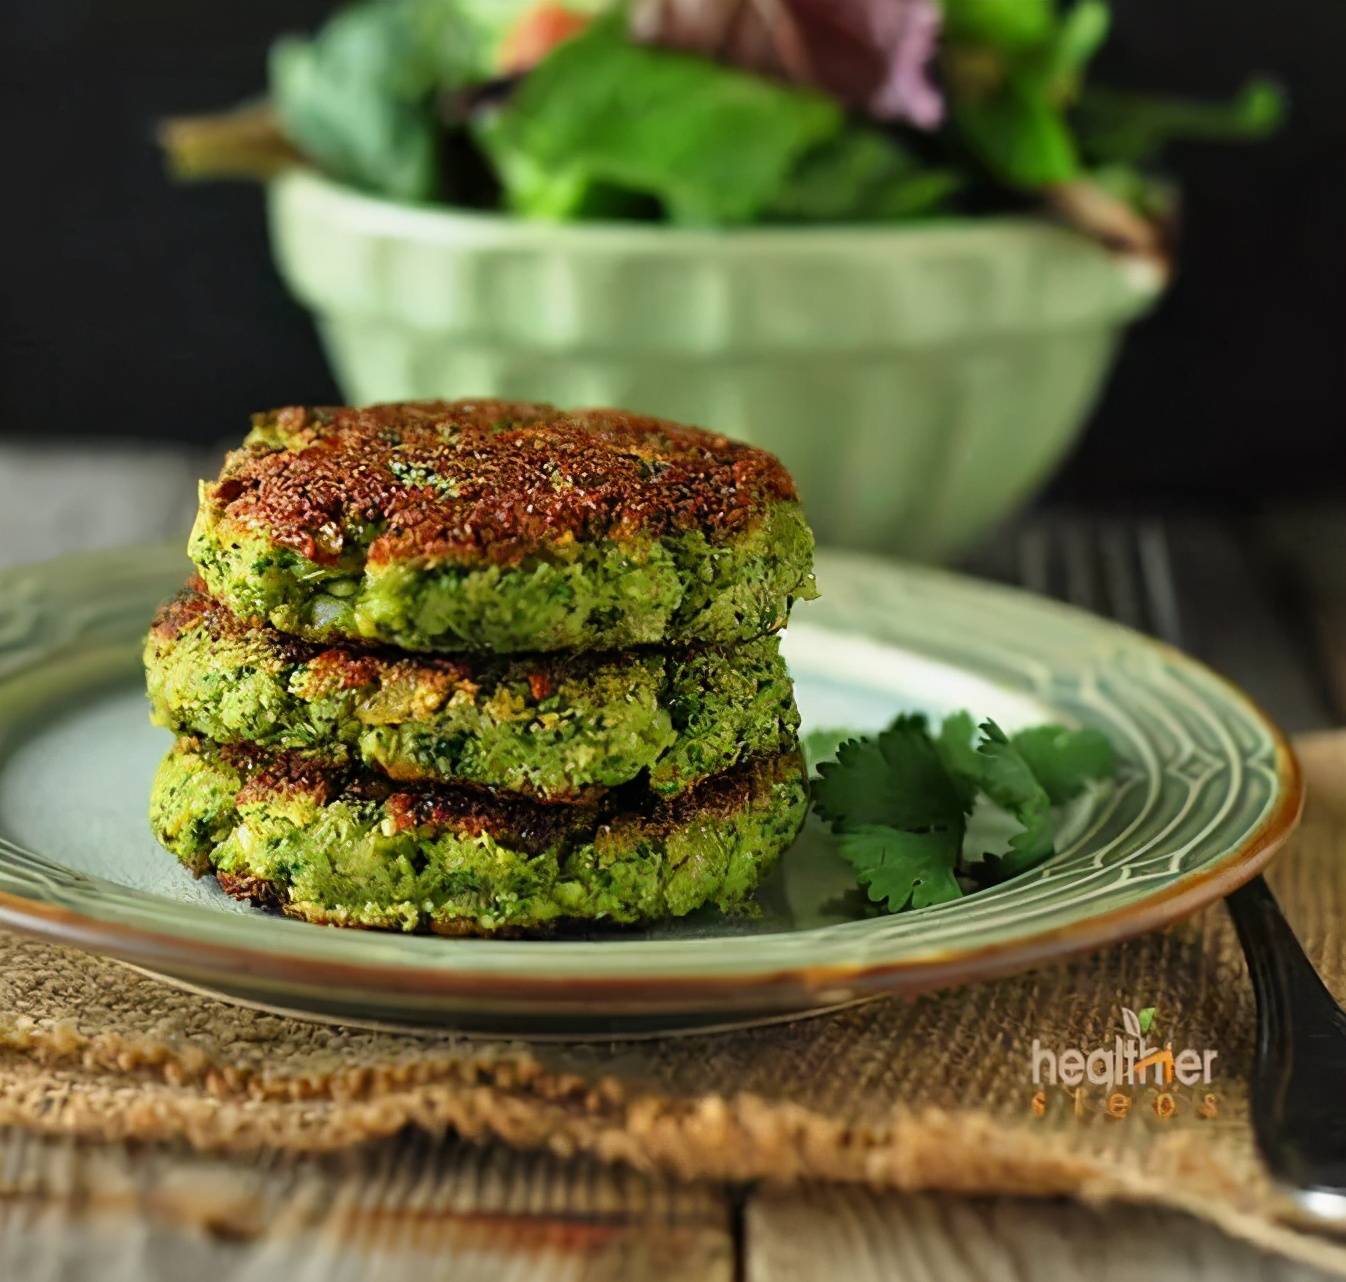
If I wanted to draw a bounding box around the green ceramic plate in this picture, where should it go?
[0,545,1300,1038]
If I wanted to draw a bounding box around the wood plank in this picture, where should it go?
[745,1187,1341,1282]
[0,1129,733,1282]
[962,513,1335,734]
[1256,507,1346,724]
[1159,519,1332,733]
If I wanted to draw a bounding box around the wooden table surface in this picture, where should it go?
[0,443,1341,1282]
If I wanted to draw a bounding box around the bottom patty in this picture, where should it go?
[150,737,808,934]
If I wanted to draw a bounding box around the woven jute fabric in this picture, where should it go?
[3,732,1345,1271]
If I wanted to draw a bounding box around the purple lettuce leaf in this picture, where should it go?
[630,0,943,127]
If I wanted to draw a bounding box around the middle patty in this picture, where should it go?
[146,584,800,802]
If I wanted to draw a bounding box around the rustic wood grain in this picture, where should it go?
[0,1129,733,1282]
[1257,508,1346,725]
[746,1187,1342,1282]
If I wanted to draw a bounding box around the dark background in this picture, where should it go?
[4,0,1343,504]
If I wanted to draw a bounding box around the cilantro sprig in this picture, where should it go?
[812,713,1114,915]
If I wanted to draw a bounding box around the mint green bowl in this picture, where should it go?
[268,169,1165,559]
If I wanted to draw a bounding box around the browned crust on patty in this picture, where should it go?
[213,872,559,937]
[205,399,800,568]
[215,870,286,912]
[148,576,213,639]
[198,739,804,857]
[153,578,313,665]
[149,581,669,703]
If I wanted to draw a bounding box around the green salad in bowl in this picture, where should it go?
[164,0,1282,557]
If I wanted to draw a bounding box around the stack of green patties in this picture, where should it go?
[145,399,816,934]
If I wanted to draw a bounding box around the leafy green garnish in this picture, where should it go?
[942,0,1283,199]
[965,721,1056,866]
[266,0,597,202]
[224,0,1284,242]
[952,77,1079,189]
[838,825,964,912]
[943,0,1111,190]
[1038,0,1112,90]
[934,710,982,809]
[935,716,1054,881]
[812,710,1116,914]
[814,715,969,915]
[941,0,1056,52]
[801,727,854,774]
[1010,724,1115,804]
[814,715,968,834]
[476,18,841,224]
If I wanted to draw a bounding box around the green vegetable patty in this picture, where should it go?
[190,398,816,654]
[146,583,800,801]
[150,738,808,934]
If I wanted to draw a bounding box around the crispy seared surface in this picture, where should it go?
[208,738,800,854]
[187,399,816,653]
[208,399,799,568]
[150,738,810,933]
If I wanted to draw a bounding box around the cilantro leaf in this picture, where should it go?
[801,727,855,774]
[972,721,1055,864]
[933,717,1054,882]
[934,710,981,809]
[838,824,963,913]
[813,715,968,833]
[1010,724,1115,804]
[808,709,1118,911]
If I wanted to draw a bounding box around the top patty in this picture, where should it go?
[189,399,817,653]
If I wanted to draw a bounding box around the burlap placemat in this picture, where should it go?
[3,732,1345,1270]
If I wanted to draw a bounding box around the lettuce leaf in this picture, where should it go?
[943,0,1110,190]
[475,18,846,224]
[270,1,446,202]
[1076,78,1286,166]
[767,127,961,221]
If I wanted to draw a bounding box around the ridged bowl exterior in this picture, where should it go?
[268,170,1165,558]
